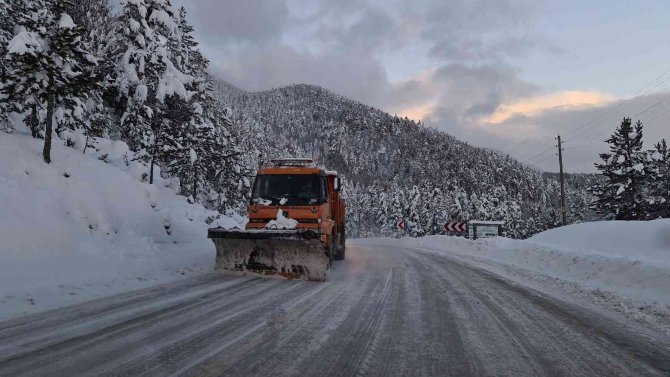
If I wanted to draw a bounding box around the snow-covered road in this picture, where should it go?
[0,241,669,377]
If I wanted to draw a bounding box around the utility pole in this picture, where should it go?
[557,135,567,226]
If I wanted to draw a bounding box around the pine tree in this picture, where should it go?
[647,139,670,218]
[592,118,649,220]
[405,186,424,237]
[66,0,118,146]
[115,0,194,183]
[157,6,247,207]
[0,0,19,133]
[4,0,98,163]
[115,0,158,166]
[423,187,446,235]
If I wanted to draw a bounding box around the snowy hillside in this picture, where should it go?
[214,81,601,239]
[357,219,670,327]
[0,132,243,321]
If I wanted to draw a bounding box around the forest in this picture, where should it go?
[4,0,666,239]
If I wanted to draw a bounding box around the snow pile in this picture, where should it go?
[266,209,298,229]
[529,220,670,265]
[382,219,670,308]
[0,132,243,320]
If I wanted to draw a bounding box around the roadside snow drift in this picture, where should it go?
[374,219,670,308]
[528,220,670,265]
[0,132,242,320]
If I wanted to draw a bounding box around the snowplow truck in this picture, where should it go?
[207,158,346,281]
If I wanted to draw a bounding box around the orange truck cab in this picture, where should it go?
[246,159,346,260]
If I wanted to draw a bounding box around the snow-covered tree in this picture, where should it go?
[4,0,98,162]
[0,0,20,133]
[423,187,447,235]
[158,7,247,207]
[66,0,118,144]
[405,186,424,237]
[115,0,195,183]
[592,118,649,220]
[647,139,670,218]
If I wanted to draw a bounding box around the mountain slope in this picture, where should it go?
[215,82,600,238]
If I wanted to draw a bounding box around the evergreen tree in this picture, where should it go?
[4,0,98,163]
[647,139,670,218]
[423,187,446,235]
[406,186,424,237]
[0,0,20,133]
[66,0,118,145]
[592,118,649,220]
[160,6,247,207]
[115,0,193,182]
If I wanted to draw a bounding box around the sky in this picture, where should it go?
[176,0,670,173]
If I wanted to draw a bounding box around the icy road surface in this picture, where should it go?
[0,241,669,377]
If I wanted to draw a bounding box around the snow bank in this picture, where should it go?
[0,132,243,320]
[375,220,670,308]
[529,220,670,266]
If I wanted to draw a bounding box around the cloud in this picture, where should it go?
[179,0,657,173]
[481,90,615,124]
[397,63,538,124]
[209,43,393,109]
[179,0,289,45]
[390,67,668,173]
[475,92,670,172]
[181,0,543,114]
[396,101,438,121]
[420,0,543,63]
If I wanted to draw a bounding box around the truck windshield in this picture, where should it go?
[252,174,322,205]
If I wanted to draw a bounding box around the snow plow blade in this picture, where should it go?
[207,228,330,281]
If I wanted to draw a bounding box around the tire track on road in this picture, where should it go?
[190,277,355,376]
[0,274,225,336]
[0,278,294,376]
[0,275,249,361]
[418,250,670,377]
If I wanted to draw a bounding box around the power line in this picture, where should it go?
[562,139,605,151]
[563,103,670,153]
[565,90,670,149]
[645,104,670,124]
[523,146,555,163]
[522,69,670,167]
[633,94,670,118]
[564,68,670,142]
[519,138,554,161]
[567,78,670,142]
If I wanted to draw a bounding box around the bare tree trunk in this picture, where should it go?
[192,166,197,200]
[149,121,163,185]
[29,103,39,138]
[83,134,89,154]
[149,155,155,184]
[43,76,54,164]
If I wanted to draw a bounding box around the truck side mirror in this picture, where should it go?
[334,177,341,192]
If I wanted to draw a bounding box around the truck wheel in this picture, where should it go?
[334,231,346,260]
[327,236,335,267]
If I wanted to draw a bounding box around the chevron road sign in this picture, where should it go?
[444,222,467,233]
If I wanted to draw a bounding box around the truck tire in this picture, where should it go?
[334,230,346,260]
[327,236,335,267]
